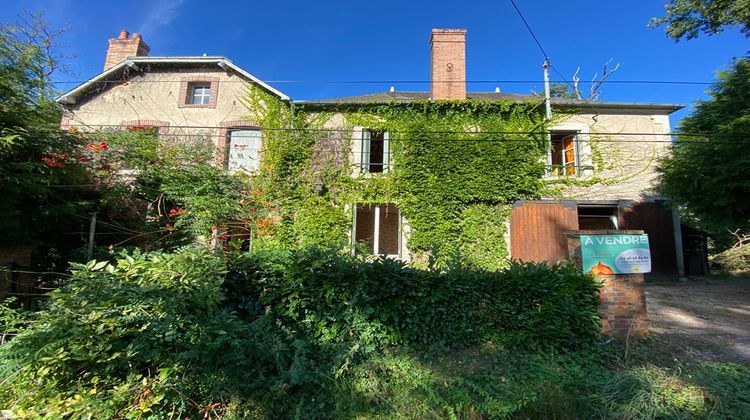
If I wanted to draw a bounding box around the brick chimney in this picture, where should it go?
[430,29,467,100]
[104,30,150,71]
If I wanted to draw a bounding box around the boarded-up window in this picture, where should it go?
[354,203,400,256]
[227,129,261,172]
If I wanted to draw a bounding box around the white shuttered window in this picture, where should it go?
[228,129,261,172]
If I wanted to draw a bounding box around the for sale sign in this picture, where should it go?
[580,234,651,275]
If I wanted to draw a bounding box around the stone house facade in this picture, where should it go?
[57,29,685,278]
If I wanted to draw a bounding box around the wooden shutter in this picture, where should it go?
[563,135,576,175]
[511,201,579,263]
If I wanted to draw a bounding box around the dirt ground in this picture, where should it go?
[646,276,750,363]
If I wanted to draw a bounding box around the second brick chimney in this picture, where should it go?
[430,29,467,100]
[104,30,150,71]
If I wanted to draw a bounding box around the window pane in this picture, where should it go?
[190,85,211,104]
[550,132,577,175]
[228,129,261,172]
[366,130,385,173]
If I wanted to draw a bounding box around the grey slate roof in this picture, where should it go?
[294,91,684,113]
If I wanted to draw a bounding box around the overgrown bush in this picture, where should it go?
[0,246,601,417]
[231,247,602,350]
[0,248,341,417]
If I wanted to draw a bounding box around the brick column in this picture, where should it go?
[567,230,648,337]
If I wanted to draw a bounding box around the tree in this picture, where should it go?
[657,57,750,238]
[650,0,750,41]
[0,13,93,254]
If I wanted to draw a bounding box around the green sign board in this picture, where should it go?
[580,234,651,275]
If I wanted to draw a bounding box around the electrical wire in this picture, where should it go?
[46,79,714,85]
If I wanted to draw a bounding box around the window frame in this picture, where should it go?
[548,131,580,176]
[178,77,219,109]
[189,84,211,105]
[352,203,402,258]
[361,129,391,173]
[226,128,263,173]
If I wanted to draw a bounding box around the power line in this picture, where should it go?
[46,79,714,85]
[508,0,550,59]
[27,123,748,138]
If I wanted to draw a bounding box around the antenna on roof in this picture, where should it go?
[389,86,395,92]
[494,87,500,93]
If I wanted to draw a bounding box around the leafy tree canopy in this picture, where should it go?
[657,57,750,238]
[650,0,750,40]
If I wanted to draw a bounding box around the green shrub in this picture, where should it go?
[0,246,601,417]
[0,248,335,417]
[232,247,602,350]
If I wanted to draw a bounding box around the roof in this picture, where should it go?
[294,91,684,113]
[56,56,290,104]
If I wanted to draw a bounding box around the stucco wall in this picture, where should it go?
[318,108,673,202]
[548,110,673,201]
[64,66,259,156]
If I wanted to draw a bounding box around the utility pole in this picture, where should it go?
[543,58,552,120]
[543,58,553,170]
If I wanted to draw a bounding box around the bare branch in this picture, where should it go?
[572,67,582,100]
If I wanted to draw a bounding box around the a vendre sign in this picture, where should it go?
[580,234,651,275]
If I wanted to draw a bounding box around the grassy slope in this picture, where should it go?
[324,338,750,419]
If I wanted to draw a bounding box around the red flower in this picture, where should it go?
[168,208,185,217]
[41,156,65,168]
[86,142,108,152]
[78,156,94,163]
[250,207,256,213]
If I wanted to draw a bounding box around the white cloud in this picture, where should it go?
[137,0,185,36]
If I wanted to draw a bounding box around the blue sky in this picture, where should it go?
[3,0,747,124]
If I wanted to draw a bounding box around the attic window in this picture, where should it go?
[190,84,211,105]
[178,77,219,108]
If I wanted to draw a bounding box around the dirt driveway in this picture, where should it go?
[646,277,750,363]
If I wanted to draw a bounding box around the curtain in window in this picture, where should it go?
[228,130,261,172]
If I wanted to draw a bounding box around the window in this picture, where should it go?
[549,131,578,176]
[354,203,401,256]
[190,84,211,105]
[362,130,390,173]
[227,129,261,172]
[178,77,219,108]
[578,205,619,230]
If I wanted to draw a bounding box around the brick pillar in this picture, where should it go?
[567,230,649,337]
[430,29,467,100]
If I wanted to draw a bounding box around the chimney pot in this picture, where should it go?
[104,30,150,71]
[430,29,467,100]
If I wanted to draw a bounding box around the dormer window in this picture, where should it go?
[190,84,211,105]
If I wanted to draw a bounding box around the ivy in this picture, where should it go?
[245,88,554,268]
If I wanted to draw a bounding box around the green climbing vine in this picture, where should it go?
[243,87,555,269]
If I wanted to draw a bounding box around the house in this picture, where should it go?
[57,29,686,278]
[56,30,289,172]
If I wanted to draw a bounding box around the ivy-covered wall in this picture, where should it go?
[243,87,551,269]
